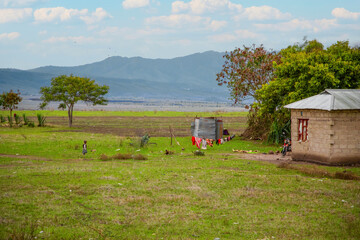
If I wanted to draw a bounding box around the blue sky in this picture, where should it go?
[1,0,359,69]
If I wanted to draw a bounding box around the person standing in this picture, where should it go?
[82,140,87,155]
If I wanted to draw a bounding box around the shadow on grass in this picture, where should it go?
[99,153,147,161]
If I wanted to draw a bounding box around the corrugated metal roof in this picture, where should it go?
[284,89,360,111]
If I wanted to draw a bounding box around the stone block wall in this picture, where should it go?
[330,110,360,164]
[290,109,360,165]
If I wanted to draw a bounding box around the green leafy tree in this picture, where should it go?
[40,75,109,127]
[252,40,360,141]
[0,90,22,125]
[216,44,281,106]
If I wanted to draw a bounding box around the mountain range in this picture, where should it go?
[0,51,231,101]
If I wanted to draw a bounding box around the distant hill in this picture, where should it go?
[0,69,53,95]
[0,51,231,101]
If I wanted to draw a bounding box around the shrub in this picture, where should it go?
[267,120,281,144]
[0,115,5,123]
[100,153,147,161]
[140,134,150,147]
[27,121,35,128]
[14,114,22,125]
[7,116,13,127]
[99,154,110,161]
[241,110,271,140]
[194,150,205,156]
[113,153,132,160]
[23,113,29,125]
[132,154,147,160]
[267,120,291,144]
[334,171,360,180]
[37,113,46,127]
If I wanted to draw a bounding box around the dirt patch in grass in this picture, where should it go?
[99,153,147,161]
[230,152,293,164]
[49,129,83,133]
[0,154,52,161]
[231,152,360,170]
[278,162,360,180]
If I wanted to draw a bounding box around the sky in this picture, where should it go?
[1,0,359,69]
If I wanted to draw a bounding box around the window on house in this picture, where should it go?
[298,119,309,141]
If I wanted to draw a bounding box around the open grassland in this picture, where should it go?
[0,111,359,239]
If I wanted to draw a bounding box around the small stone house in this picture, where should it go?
[284,89,360,165]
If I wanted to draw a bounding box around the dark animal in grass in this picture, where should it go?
[165,150,174,155]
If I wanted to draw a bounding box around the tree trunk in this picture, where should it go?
[68,105,73,127]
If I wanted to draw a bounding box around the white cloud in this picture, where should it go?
[172,1,189,13]
[171,2,288,21]
[312,19,338,32]
[146,14,208,28]
[146,14,227,31]
[242,5,291,20]
[172,0,242,14]
[0,32,20,40]
[122,0,150,9]
[0,8,32,23]
[331,8,360,20]
[80,8,112,24]
[33,7,111,24]
[255,18,338,33]
[42,36,95,44]
[209,29,259,42]
[0,0,38,7]
[227,2,242,12]
[34,7,88,22]
[209,20,227,31]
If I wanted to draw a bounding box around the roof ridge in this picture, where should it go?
[330,95,335,110]
[325,89,360,92]
[285,89,360,111]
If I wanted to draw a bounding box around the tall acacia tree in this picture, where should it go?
[216,44,281,106]
[0,90,22,124]
[40,75,109,127]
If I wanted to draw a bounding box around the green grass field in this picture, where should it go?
[0,111,359,239]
